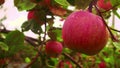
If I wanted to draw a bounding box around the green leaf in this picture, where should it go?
[21,20,43,34]
[54,0,70,7]
[5,30,25,46]
[63,48,71,53]
[75,0,92,9]
[67,0,75,6]
[30,20,43,34]
[104,56,114,66]
[113,10,120,19]
[0,42,9,51]
[4,30,25,56]
[21,21,32,32]
[53,28,62,41]
[113,42,120,49]
[46,58,59,67]
[110,0,120,6]
[25,57,31,63]
[14,0,36,11]
[48,28,63,41]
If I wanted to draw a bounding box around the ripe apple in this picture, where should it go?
[58,60,73,68]
[98,61,106,68]
[45,41,63,57]
[97,0,112,10]
[0,0,5,5]
[62,10,109,55]
[27,10,44,25]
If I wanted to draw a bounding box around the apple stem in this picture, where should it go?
[92,0,119,42]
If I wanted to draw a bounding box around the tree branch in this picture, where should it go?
[25,37,38,47]
[110,27,120,32]
[100,4,120,13]
[93,0,119,42]
[62,53,82,68]
[24,53,39,68]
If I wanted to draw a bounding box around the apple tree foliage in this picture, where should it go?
[0,0,120,68]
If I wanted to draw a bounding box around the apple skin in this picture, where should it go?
[28,10,35,20]
[62,10,109,55]
[45,41,63,58]
[97,0,112,10]
[98,61,106,68]
[0,0,5,5]
[27,10,44,25]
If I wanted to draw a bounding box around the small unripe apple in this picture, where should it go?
[45,41,63,57]
[62,10,108,55]
[98,61,106,68]
[97,0,112,10]
[0,0,5,5]
[27,10,44,25]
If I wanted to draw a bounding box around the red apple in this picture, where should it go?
[45,41,63,57]
[27,10,44,25]
[97,0,112,10]
[98,61,106,68]
[58,60,73,68]
[0,0,5,5]
[62,10,109,55]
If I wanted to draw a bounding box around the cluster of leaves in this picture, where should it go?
[0,0,120,68]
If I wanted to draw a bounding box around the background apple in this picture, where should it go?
[98,61,106,68]
[0,0,5,5]
[45,41,63,57]
[27,10,44,25]
[97,0,112,10]
[62,10,109,55]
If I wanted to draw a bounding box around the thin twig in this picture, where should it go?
[110,27,120,32]
[100,4,120,13]
[25,37,38,47]
[93,0,119,42]
[88,0,98,12]
[43,18,47,42]
[26,36,38,42]
[63,53,82,68]
[24,53,39,68]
